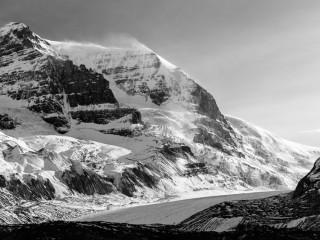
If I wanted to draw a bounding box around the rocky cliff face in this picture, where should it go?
[293,157,320,198]
[0,22,131,134]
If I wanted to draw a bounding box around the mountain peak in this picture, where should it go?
[1,22,28,29]
[0,22,30,36]
[0,21,57,59]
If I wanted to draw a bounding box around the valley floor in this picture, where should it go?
[71,190,287,225]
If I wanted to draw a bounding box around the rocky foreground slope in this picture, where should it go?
[178,157,320,233]
[2,221,319,240]
[0,22,319,224]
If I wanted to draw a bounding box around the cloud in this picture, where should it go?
[300,129,320,134]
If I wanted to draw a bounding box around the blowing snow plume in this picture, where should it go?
[48,33,150,53]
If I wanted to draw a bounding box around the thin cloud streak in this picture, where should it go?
[301,130,320,134]
[48,33,147,49]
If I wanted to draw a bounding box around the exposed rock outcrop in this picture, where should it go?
[0,114,17,129]
[48,59,118,108]
[294,157,320,198]
[0,175,55,201]
[194,128,231,154]
[70,108,137,125]
[191,84,223,121]
[60,164,115,195]
[118,162,159,197]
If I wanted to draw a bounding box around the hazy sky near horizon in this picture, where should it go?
[1,0,320,146]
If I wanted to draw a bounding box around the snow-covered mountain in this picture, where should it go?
[48,34,319,189]
[0,22,319,223]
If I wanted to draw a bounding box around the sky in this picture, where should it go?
[0,0,320,146]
